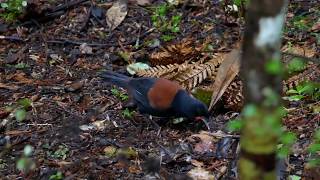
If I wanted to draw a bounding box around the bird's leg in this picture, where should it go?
[202,119,212,132]
[147,115,161,131]
[122,92,137,109]
[195,117,212,132]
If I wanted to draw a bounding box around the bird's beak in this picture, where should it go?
[195,116,211,132]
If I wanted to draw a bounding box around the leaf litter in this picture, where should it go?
[0,0,319,179]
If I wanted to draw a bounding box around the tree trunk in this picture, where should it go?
[239,0,288,179]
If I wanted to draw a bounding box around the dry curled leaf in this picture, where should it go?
[106,0,128,30]
[188,131,216,154]
[209,49,241,110]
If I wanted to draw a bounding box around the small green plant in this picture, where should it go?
[6,62,30,69]
[46,144,69,160]
[117,51,131,63]
[14,62,30,69]
[307,129,320,167]
[286,58,306,74]
[5,98,32,122]
[52,145,69,160]
[111,88,129,101]
[291,15,311,31]
[285,82,320,101]
[161,34,175,42]
[122,108,134,119]
[169,15,182,33]
[151,3,182,42]
[277,132,297,158]
[16,145,36,173]
[0,0,27,22]
[49,171,63,180]
[151,3,168,28]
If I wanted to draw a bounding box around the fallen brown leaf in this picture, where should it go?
[106,0,128,30]
[189,131,216,154]
[282,45,316,58]
[208,49,241,111]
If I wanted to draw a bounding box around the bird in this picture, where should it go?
[99,70,210,129]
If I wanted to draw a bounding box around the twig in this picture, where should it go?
[26,123,53,126]
[203,131,240,139]
[46,28,155,47]
[0,35,25,42]
[50,0,89,13]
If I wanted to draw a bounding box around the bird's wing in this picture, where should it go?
[128,78,157,113]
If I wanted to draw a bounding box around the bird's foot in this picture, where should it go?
[143,115,161,131]
[122,100,137,109]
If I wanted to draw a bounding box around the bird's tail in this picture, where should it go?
[98,70,131,88]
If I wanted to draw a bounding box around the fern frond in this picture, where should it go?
[149,38,201,66]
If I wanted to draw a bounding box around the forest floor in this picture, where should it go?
[0,0,319,179]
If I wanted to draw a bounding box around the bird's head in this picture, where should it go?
[172,90,209,120]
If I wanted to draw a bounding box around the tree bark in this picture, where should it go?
[239,0,288,179]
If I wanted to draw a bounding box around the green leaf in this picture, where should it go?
[171,15,181,26]
[126,62,150,75]
[157,4,168,17]
[171,26,180,33]
[118,51,130,62]
[277,146,290,158]
[18,98,32,109]
[287,58,306,73]
[14,63,29,69]
[119,93,129,101]
[122,108,133,119]
[287,95,305,101]
[296,83,314,94]
[23,145,33,157]
[307,159,320,167]
[308,143,320,153]
[289,175,301,180]
[280,132,297,145]
[16,157,35,173]
[16,158,27,171]
[15,109,26,122]
[314,130,320,140]
[286,89,299,95]
[161,34,175,41]
[1,3,9,8]
[49,171,63,180]
[111,88,120,96]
